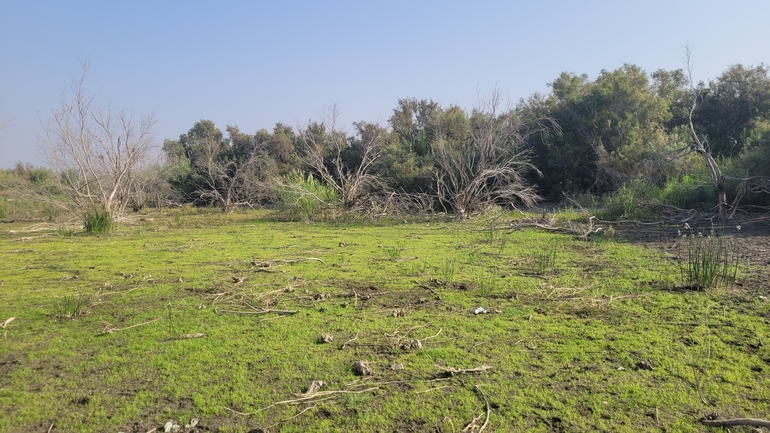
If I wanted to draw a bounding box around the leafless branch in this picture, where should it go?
[297,104,387,209]
[40,61,157,220]
[433,90,549,217]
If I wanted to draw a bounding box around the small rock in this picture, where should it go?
[401,339,423,351]
[183,333,204,339]
[473,307,488,315]
[392,309,405,317]
[302,380,325,395]
[390,363,404,371]
[635,360,654,371]
[353,360,373,376]
[184,418,199,429]
[319,334,334,343]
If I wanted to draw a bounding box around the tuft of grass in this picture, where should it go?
[683,232,738,289]
[530,248,558,275]
[83,208,114,234]
[475,270,499,297]
[56,225,77,237]
[440,257,456,282]
[384,247,401,261]
[52,294,90,319]
[384,240,406,261]
[278,171,340,222]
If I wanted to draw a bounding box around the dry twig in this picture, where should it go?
[225,386,380,416]
[341,333,359,350]
[99,317,161,335]
[701,418,770,428]
[215,308,298,315]
[438,365,493,377]
[461,386,491,433]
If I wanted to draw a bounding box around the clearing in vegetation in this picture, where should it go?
[1,209,769,432]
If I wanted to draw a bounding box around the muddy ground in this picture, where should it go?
[607,213,770,291]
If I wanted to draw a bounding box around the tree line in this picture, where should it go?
[2,57,770,229]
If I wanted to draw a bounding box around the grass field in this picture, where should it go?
[1,209,768,432]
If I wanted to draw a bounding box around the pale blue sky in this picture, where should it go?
[1,0,769,168]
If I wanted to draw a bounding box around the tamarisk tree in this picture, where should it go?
[297,105,387,209]
[433,91,549,218]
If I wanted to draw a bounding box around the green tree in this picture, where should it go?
[697,63,770,157]
[528,65,670,195]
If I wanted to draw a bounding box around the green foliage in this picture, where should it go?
[597,175,716,222]
[683,232,739,289]
[596,180,662,221]
[697,63,770,157]
[733,119,770,177]
[82,208,114,234]
[278,171,340,222]
[528,65,671,196]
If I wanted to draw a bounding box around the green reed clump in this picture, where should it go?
[683,232,738,289]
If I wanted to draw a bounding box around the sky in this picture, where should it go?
[1,0,769,168]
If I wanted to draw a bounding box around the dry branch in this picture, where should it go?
[226,386,380,416]
[215,308,298,315]
[462,385,491,433]
[99,317,161,335]
[438,365,493,377]
[252,258,326,268]
[341,333,359,350]
[701,418,770,428]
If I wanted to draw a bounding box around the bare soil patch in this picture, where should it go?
[608,214,770,291]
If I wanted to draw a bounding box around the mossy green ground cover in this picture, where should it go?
[1,210,768,432]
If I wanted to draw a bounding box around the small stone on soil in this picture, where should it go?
[401,339,422,351]
[353,360,373,376]
[635,360,654,371]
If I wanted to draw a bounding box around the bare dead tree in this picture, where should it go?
[126,161,177,211]
[40,62,156,221]
[190,134,270,212]
[681,46,770,219]
[297,104,386,209]
[682,46,730,219]
[433,90,548,218]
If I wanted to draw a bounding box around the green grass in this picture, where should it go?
[683,232,739,289]
[0,210,768,432]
